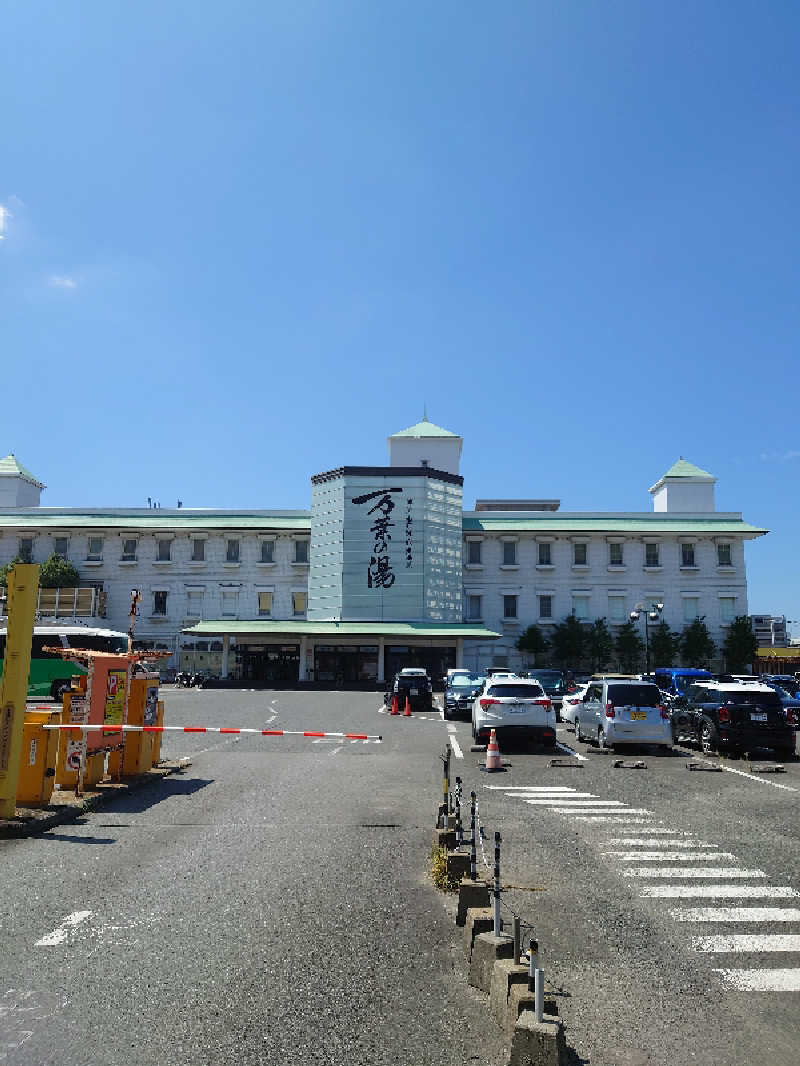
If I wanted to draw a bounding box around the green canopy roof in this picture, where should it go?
[660,458,715,480]
[390,418,460,439]
[0,454,44,488]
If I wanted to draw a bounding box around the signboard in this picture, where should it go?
[104,669,127,728]
[86,657,130,752]
[144,686,159,726]
[65,693,88,774]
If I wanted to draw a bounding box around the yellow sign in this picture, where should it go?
[104,669,127,726]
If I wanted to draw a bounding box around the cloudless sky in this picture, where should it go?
[2,1,799,628]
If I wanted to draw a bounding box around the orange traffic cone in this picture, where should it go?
[403,695,412,717]
[481,728,504,772]
[390,693,399,715]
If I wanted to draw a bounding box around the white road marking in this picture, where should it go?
[329,746,343,756]
[713,968,800,990]
[525,798,622,806]
[605,851,735,861]
[553,807,653,815]
[605,838,707,846]
[35,911,93,947]
[623,868,766,879]
[714,764,798,793]
[670,907,800,922]
[490,786,577,792]
[555,741,588,762]
[642,886,798,898]
[694,935,800,952]
[450,737,464,759]
[446,723,457,733]
[570,815,655,822]
[266,714,277,724]
[520,792,598,799]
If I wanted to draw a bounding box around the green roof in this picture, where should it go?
[462,515,767,536]
[661,459,715,480]
[183,620,500,639]
[390,418,460,439]
[0,510,311,531]
[0,454,44,488]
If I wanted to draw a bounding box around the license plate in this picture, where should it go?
[509,705,530,714]
[751,712,768,722]
[410,687,418,695]
[630,711,647,720]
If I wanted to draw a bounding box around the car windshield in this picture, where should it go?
[674,674,709,693]
[720,690,781,708]
[487,684,544,698]
[529,672,564,691]
[607,684,660,707]
[451,674,483,688]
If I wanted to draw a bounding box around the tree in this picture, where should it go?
[550,615,587,668]
[722,615,758,672]
[648,621,680,669]
[38,553,80,588]
[680,618,716,667]
[515,624,549,665]
[615,621,645,672]
[0,557,24,587]
[587,618,614,671]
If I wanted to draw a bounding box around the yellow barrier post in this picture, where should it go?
[0,563,41,818]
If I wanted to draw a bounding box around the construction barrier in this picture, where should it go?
[43,725,383,740]
[16,708,60,805]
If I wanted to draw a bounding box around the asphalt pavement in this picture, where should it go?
[2,690,799,1066]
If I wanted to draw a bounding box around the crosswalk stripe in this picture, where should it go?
[605,839,711,847]
[525,799,621,806]
[695,935,800,952]
[486,786,577,791]
[671,907,800,922]
[622,868,766,878]
[604,851,734,861]
[571,816,655,822]
[520,793,599,800]
[713,968,800,991]
[552,807,653,815]
[641,886,798,899]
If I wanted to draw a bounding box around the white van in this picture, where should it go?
[575,679,671,751]
[472,677,556,750]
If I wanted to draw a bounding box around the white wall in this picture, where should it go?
[388,436,462,475]
[652,481,715,512]
[0,478,42,507]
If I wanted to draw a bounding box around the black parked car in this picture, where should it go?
[383,670,434,713]
[443,672,486,721]
[671,681,796,759]
[522,669,568,719]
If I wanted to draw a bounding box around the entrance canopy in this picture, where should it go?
[181,620,500,684]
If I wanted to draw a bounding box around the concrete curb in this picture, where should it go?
[0,759,192,839]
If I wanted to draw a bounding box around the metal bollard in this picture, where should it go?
[493,831,502,935]
[527,939,539,992]
[534,967,544,1023]
[513,916,520,965]
[440,744,451,831]
[455,776,463,847]
[469,791,477,881]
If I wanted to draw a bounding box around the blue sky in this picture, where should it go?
[2,1,798,627]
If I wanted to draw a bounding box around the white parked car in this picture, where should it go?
[472,678,556,750]
[574,679,671,752]
[561,683,589,729]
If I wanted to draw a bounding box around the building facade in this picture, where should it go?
[0,427,767,680]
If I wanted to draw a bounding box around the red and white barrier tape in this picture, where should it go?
[41,724,382,740]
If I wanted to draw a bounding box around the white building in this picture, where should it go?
[0,430,767,680]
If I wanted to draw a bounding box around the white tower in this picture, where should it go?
[0,454,45,507]
[649,458,716,513]
[387,417,463,476]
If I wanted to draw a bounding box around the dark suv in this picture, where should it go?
[672,682,796,759]
[523,669,567,719]
[383,670,433,713]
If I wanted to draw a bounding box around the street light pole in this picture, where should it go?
[630,601,664,676]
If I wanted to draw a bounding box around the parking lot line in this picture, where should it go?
[694,935,800,952]
[554,741,588,762]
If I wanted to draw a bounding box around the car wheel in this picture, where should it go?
[700,721,718,756]
[598,726,612,752]
[575,717,583,743]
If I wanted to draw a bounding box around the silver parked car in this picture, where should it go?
[574,679,671,752]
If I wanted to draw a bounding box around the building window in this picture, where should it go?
[258,591,273,617]
[226,539,240,563]
[294,540,309,564]
[645,543,660,568]
[18,538,33,563]
[292,591,307,616]
[717,544,732,567]
[537,542,551,566]
[573,543,587,566]
[87,536,103,561]
[572,595,590,620]
[260,540,275,563]
[609,543,623,566]
[157,538,172,562]
[683,597,700,622]
[153,591,168,616]
[720,597,736,624]
[122,538,138,561]
[608,596,626,623]
[503,595,518,619]
[186,591,203,619]
[467,540,482,565]
[538,595,552,619]
[221,590,238,617]
[54,537,69,558]
[191,539,205,562]
[502,541,517,566]
[466,595,482,620]
[681,543,696,567]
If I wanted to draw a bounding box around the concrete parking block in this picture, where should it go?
[469,932,514,993]
[510,1010,566,1066]
[456,879,490,926]
[506,983,559,1040]
[489,959,527,1024]
[463,907,494,961]
[445,851,471,884]
[433,826,457,850]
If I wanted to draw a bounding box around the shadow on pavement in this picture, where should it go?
[41,832,117,845]
[100,774,214,815]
